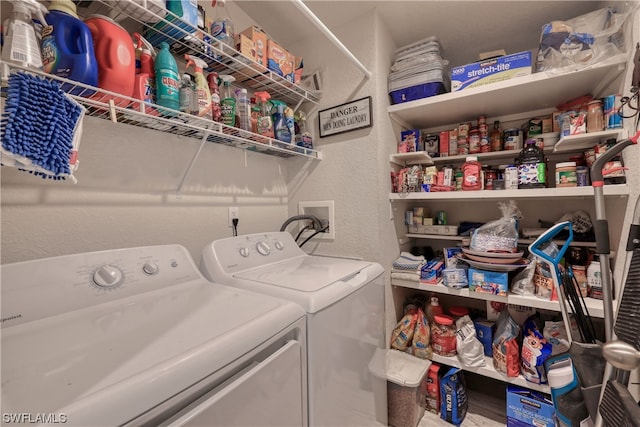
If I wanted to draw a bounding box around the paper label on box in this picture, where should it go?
[451,51,532,91]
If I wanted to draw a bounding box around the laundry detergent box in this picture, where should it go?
[267,39,294,81]
[239,25,268,68]
[468,268,509,296]
[451,51,532,92]
[507,385,555,427]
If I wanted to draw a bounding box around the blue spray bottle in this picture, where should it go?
[272,101,291,143]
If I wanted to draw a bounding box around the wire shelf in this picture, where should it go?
[93,0,320,107]
[1,62,322,161]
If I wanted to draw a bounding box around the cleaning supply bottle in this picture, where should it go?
[219,74,236,126]
[254,91,274,138]
[206,72,222,122]
[284,106,296,143]
[250,97,260,134]
[184,54,212,118]
[235,88,251,132]
[462,156,482,191]
[41,0,98,94]
[154,41,180,117]
[518,139,546,189]
[179,73,194,114]
[2,0,48,69]
[132,32,157,115]
[273,102,291,143]
[210,0,234,48]
[294,111,313,149]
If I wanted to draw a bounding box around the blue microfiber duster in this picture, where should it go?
[1,71,85,182]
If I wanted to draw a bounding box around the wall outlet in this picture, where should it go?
[228,207,239,227]
[298,200,335,240]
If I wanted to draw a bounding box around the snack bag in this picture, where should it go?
[492,310,521,377]
[412,308,432,359]
[521,315,552,384]
[456,315,486,367]
[543,320,570,356]
[390,313,417,351]
[440,367,468,426]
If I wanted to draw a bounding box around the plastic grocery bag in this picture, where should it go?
[536,7,631,72]
[470,201,522,252]
[456,315,486,367]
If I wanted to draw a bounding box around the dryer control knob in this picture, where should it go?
[274,240,284,250]
[256,241,271,256]
[239,247,250,257]
[93,265,124,288]
[142,263,159,275]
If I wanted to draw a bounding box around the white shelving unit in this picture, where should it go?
[553,129,626,153]
[405,234,597,248]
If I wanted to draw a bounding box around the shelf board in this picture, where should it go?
[389,184,629,201]
[387,55,627,130]
[391,278,605,318]
[406,234,465,241]
[404,234,597,248]
[389,152,434,166]
[553,129,626,153]
[429,353,551,394]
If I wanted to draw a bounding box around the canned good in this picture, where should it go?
[503,128,522,150]
[604,94,623,129]
[505,165,518,189]
[437,210,447,225]
[477,115,486,125]
[480,136,490,153]
[457,136,469,155]
[458,123,470,137]
[576,166,589,186]
[469,129,481,154]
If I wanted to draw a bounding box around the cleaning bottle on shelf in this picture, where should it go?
[131,32,157,115]
[518,138,546,189]
[206,71,222,122]
[184,54,212,118]
[179,73,194,115]
[155,41,180,116]
[272,101,291,143]
[461,156,482,191]
[219,74,236,126]
[250,97,260,134]
[41,0,98,93]
[2,0,48,70]
[294,110,313,149]
[210,0,234,48]
[235,88,251,132]
[284,105,296,143]
[254,91,274,138]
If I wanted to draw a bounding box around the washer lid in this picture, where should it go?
[234,255,373,292]
[1,279,304,426]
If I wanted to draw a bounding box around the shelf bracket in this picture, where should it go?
[176,128,211,198]
[290,0,372,81]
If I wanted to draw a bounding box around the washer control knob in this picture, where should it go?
[142,263,159,275]
[239,247,250,257]
[256,241,271,256]
[93,265,123,288]
[274,240,284,250]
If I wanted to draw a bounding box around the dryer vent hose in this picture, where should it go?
[280,214,323,232]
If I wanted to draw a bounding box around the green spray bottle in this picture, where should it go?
[218,74,236,127]
[254,91,274,138]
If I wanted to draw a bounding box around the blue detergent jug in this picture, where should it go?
[41,0,98,95]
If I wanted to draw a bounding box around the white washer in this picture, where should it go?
[200,231,387,426]
[1,245,307,427]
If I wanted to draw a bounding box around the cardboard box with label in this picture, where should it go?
[507,385,555,427]
[451,51,532,92]
[267,39,294,82]
[239,25,268,68]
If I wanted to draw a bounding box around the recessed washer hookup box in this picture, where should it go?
[451,51,532,92]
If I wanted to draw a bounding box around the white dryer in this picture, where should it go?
[200,231,387,426]
[1,245,307,427]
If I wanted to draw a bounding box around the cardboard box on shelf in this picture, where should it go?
[468,268,509,296]
[451,51,532,92]
[239,25,268,68]
[507,385,555,427]
[267,39,295,81]
[235,34,256,61]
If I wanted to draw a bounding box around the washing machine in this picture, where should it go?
[1,244,307,426]
[200,231,387,426]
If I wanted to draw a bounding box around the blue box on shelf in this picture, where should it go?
[451,51,532,92]
[389,82,447,105]
[507,385,555,427]
[473,319,495,357]
[468,268,509,296]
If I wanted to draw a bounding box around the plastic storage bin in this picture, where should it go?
[369,349,431,427]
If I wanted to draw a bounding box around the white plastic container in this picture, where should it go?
[369,349,431,427]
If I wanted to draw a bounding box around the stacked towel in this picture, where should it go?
[1,71,85,183]
[392,252,426,271]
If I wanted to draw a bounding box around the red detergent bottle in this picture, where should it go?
[85,15,135,107]
[41,0,98,95]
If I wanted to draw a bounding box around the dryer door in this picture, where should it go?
[166,340,305,426]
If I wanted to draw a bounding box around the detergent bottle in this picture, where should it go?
[41,0,98,94]
[219,75,236,126]
[284,106,296,143]
[210,0,234,48]
[206,72,222,122]
[131,33,157,115]
[2,0,48,69]
[236,88,251,132]
[272,101,291,143]
[154,41,180,116]
[184,54,212,118]
[254,91,274,138]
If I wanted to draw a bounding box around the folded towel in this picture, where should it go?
[392,251,427,270]
[391,271,421,282]
[1,71,85,183]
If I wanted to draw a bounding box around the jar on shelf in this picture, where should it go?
[555,161,577,187]
[469,128,481,154]
[448,306,470,322]
[431,315,457,357]
[586,100,604,133]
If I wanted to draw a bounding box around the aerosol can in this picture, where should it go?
[2,0,48,69]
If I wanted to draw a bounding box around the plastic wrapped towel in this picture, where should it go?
[1,72,85,183]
